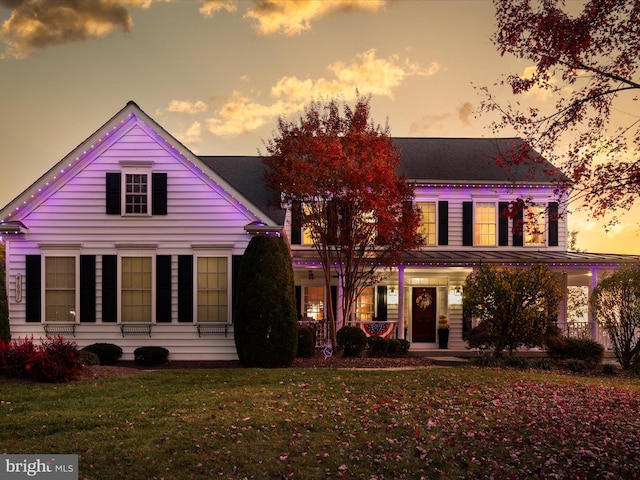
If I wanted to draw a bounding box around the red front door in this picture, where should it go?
[412,287,437,342]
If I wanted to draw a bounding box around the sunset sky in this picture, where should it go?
[0,0,638,254]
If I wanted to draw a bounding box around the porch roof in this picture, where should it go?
[291,249,640,268]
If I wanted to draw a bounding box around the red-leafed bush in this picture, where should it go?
[0,335,82,383]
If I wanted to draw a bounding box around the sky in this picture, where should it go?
[0,0,637,254]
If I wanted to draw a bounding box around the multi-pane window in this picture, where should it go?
[197,257,228,322]
[475,202,496,246]
[121,257,152,322]
[417,202,437,245]
[304,286,324,320]
[525,204,546,246]
[356,287,375,321]
[45,256,76,322]
[125,173,148,214]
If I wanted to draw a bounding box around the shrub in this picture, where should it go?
[472,355,502,368]
[602,363,617,375]
[80,350,101,366]
[297,326,316,358]
[531,357,556,371]
[503,355,530,369]
[0,335,82,382]
[397,339,411,357]
[336,326,367,357]
[367,336,389,357]
[134,346,169,366]
[464,322,494,351]
[82,343,123,365]
[549,337,604,367]
[234,236,298,368]
[566,358,588,373]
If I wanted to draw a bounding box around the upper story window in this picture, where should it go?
[124,173,149,215]
[106,168,167,216]
[525,204,546,246]
[474,202,496,246]
[417,202,437,246]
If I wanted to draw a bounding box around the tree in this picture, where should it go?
[479,0,640,227]
[234,235,298,368]
[590,265,640,369]
[462,264,562,357]
[0,244,9,343]
[263,96,422,349]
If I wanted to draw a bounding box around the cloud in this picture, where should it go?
[409,114,451,135]
[205,49,439,136]
[0,0,138,58]
[199,0,238,17]
[167,100,208,114]
[176,121,203,147]
[457,102,473,126]
[244,0,386,36]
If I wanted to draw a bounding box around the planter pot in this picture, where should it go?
[438,328,449,349]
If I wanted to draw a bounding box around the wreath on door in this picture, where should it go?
[416,290,433,310]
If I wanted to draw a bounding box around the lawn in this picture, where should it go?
[2,367,640,479]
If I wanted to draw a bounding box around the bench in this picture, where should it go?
[197,324,229,337]
[43,324,77,337]
[120,324,152,337]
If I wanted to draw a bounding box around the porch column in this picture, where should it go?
[589,267,598,341]
[397,266,405,340]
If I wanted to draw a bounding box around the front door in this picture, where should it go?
[412,287,437,342]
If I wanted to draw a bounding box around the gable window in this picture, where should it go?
[525,204,546,246]
[197,256,229,322]
[125,173,149,214]
[475,202,496,246]
[45,256,77,322]
[417,202,437,245]
[121,256,152,322]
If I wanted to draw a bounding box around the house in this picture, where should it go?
[0,102,638,359]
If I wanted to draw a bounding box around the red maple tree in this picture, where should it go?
[478,0,640,228]
[263,96,422,348]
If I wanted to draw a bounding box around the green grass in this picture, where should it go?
[2,367,640,479]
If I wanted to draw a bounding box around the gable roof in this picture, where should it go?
[200,156,285,224]
[394,137,568,185]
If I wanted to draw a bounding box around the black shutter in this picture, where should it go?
[498,202,509,246]
[80,255,96,323]
[156,255,172,323]
[548,202,559,246]
[295,286,302,320]
[513,208,524,247]
[438,201,448,246]
[376,286,388,321]
[152,172,168,215]
[102,255,117,322]
[232,255,243,316]
[462,202,473,246]
[291,200,303,245]
[106,172,121,215]
[25,255,41,323]
[331,286,338,322]
[178,255,193,322]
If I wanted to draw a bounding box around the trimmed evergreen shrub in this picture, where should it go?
[297,326,316,358]
[397,339,411,357]
[602,363,617,375]
[82,343,123,365]
[134,346,169,366]
[336,326,367,357]
[548,337,604,367]
[234,235,298,368]
[367,336,389,357]
[531,357,556,371]
[80,350,101,366]
[567,358,588,372]
[503,355,531,369]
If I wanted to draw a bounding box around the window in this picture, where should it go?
[197,257,228,322]
[45,256,76,322]
[525,204,546,246]
[475,202,496,246]
[121,257,152,322]
[124,173,149,214]
[304,286,324,320]
[417,202,437,245]
[356,287,375,321]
